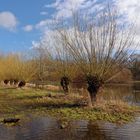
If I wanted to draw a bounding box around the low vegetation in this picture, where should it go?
[0,87,139,124]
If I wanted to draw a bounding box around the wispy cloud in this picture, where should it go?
[45,0,101,19]
[34,0,140,51]
[115,0,140,21]
[114,0,140,51]
[35,19,59,32]
[0,11,18,31]
[40,11,48,16]
[45,0,61,8]
[23,25,33,32]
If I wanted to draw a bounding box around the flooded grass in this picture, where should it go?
[36,102,139,124]
[0,87,139,124]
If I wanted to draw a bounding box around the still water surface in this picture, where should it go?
[0,116,140,140]
[0,84,139,140]
[103,83,140,106]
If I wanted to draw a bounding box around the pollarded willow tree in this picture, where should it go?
[54,39,72,94]
[32,31,77,93]
[56,10,138,106]
[50,31,78,94]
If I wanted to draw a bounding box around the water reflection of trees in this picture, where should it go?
[132,83,140,104]
[103,84,140,104]
[81,121,111,140]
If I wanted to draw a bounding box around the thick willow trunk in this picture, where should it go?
[86,75,102,106]
[60,76,69,94]
[87,84,100,104]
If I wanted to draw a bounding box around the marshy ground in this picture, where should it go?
[0,87,139,124]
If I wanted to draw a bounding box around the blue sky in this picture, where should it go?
[0,0,140,53]
[0,0,55,53]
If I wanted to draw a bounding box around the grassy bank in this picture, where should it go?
[0,87,139,124]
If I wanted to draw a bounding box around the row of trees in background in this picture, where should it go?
[0,54,36,83]
[0,51,138,84]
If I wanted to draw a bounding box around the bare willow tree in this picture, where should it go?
[32,31,77,93]
[54,40,71,93]
[52,32,78,94]
[56,10,138,106]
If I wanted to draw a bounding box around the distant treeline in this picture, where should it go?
[0,53,137,85]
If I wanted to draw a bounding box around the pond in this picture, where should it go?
[0,83,139,140]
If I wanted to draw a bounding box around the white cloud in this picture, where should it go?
[45,0,140,30]
[0,11,18,31]
[115,0,140,25]
[45,0,100,19]
[114,0,140,50]
[36,0,105,33]
[36,20,50,29]
[45,0,61,8]
[35,19,58,31]
[23,25,33,32]
[40,11,48,15]
[31,40,40,49]
[35,0,140,52]
[39,0,105,30]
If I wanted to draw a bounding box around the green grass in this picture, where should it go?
[0,87,139,124]
[42,107,135,123]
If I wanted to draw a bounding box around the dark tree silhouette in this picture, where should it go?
[60,76,69,93]
[18,80,26,88]
[86,75,103,102]
[4,80,9,85]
